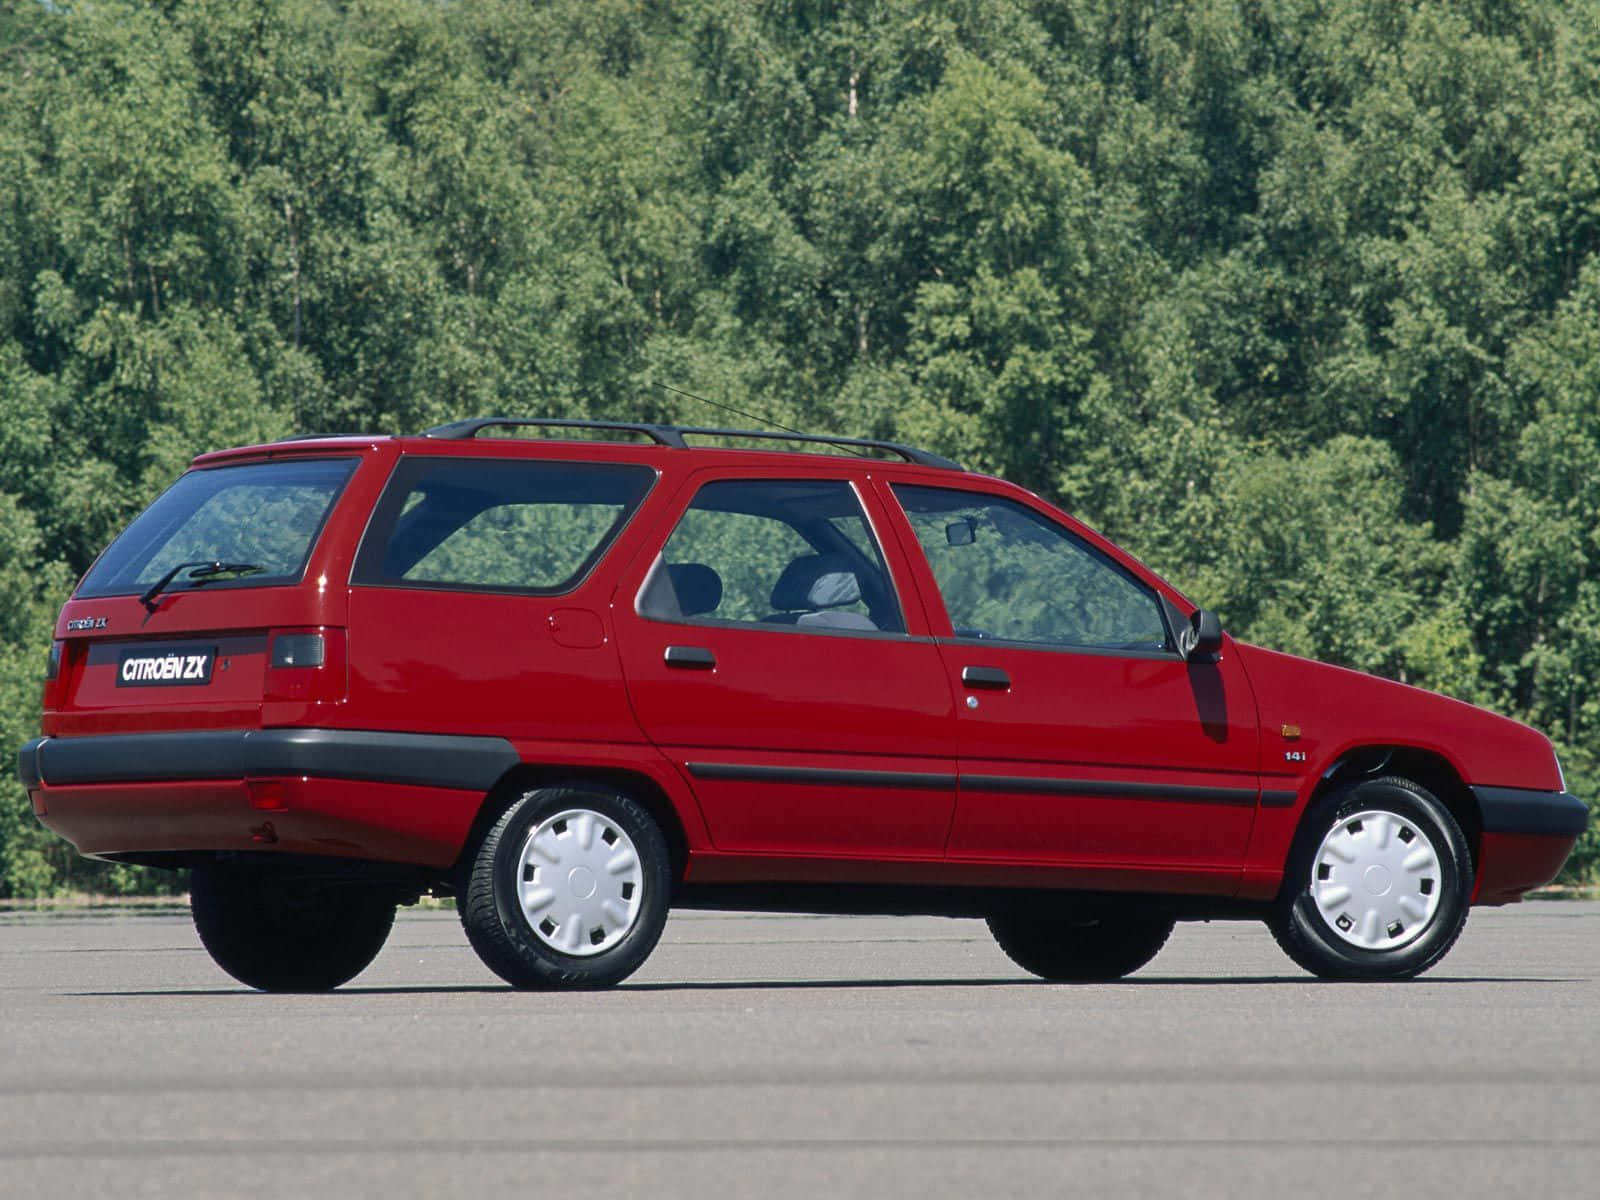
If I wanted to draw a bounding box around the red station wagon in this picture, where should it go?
[16,418,1588,990]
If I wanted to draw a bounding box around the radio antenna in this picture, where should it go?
[658,382,811,437]
[658,382,873,458]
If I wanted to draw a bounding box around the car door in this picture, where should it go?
[882,480,1261,893]
[612,470,958,861]
[345,452,660,745]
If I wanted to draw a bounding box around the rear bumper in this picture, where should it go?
[27,776,484,868]
[17,728,519,869]
[1469,786,1589,905]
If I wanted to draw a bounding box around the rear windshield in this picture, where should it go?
[351,457,656,595]
[77,458,360,599]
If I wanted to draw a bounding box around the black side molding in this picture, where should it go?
[18,729,520,794]
[687,762,956,791]
[686,763,1276,809]
[962,775,1258,807]
[1472,786,1589,837]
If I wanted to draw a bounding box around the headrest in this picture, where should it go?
[769,555,862,611]
[668,562,722,617]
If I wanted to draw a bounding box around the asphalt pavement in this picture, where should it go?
[1,899,1596,1198]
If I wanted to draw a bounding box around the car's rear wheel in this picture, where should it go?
[987,908,1175,981]
[190,866,396,991]
[459,783,671,989]
[1270,775,1472,980]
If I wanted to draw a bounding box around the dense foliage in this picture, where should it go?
[1,0,1595,894]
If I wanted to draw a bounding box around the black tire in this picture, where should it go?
[190,866,396,992]
[1269,775,1472,981]
[987,909,1175,981]
[459,783,671,989]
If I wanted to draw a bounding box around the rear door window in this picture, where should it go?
[353,457,656,594]
[637,478,905,633]
[77,458,359,598]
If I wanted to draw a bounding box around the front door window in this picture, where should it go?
[892,485,1169,652]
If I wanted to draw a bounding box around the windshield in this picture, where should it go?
[77,458,359,599]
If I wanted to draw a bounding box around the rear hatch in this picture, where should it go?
[44,451,377,737]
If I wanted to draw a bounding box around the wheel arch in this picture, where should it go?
[1304,745,1482,868]
[453,763,692,890]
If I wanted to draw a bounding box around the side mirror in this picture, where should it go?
[945,519,976,546]
[1179,609,1224,662]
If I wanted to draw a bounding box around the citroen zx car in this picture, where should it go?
[16,418,1588,990]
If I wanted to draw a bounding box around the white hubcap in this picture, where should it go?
[1312,809,1442,951]
[515,808,643,956]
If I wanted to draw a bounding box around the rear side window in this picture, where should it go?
[77,458,359,598]
[353,457,655,595]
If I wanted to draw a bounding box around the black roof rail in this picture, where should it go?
[279,431,384,441]
[420,417,963,470]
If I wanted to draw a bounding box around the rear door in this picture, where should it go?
[613,469,958,860]
[883,480,1261,893]
[343,452,658,746]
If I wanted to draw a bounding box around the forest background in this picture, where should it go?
[1,0,1597,896]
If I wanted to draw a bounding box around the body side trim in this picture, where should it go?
[686,762,957,791]
[684,762,1265,808]
[963,774,1260,807]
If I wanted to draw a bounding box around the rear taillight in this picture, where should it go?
[264,628,346,702]
[270,633,326,669]
[41,639,67,709]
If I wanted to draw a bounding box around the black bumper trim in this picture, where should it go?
[1473,786,1589,837]
[17,738,43,790]
[18,729,520,794]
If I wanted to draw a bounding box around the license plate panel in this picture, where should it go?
[116,644,218,688]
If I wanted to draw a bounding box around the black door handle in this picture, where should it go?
[961,665,1011,690]
[664,645,716,670]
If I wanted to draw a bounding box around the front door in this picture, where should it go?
[886,482,1260,893]
[614,472,957,860]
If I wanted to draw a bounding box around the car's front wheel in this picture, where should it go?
[987,908,1175,981]
[190,866,396,991]
[1270,776,1472,980]
[459,783,671,989]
